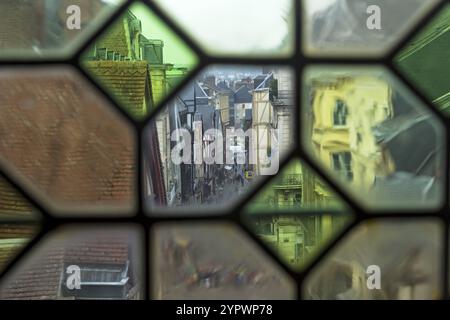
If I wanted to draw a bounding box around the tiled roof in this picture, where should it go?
[0,232,132,300]
[85,60,151,118]
[0,3,40,49]
[0,178,34,217]
[0,225,36,273]
[0,68,135,211]
[96,15,131,58]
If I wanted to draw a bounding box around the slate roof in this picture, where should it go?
[234,85,253,104]
[0,68,135,211]
[85,60,152,118]
[0,231,133,300]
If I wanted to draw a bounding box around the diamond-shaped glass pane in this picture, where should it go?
[0,66,136,216]
[81,1,198,120]
[0,0,125,59]
[0,225,143,300]
[143,65,295,214]
[303,219,443,299]
[302,66,446,210]
[152,222,296,299]
[244,158,352,271]
[303,0,441,57]
[153,0,294,57]
[396,5,450,114]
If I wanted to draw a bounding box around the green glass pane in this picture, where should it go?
[81,1,198,120]
[0,224,39,273]
[302,66,446,211]
[303,219,443,300]
[0,0,125,59]
[152,222,296,299]
[245,158,348,213]
[396,5,450,114]
[244,158,352,272]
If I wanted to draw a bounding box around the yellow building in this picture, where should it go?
[309,75,395,191]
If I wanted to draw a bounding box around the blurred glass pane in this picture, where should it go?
[396,5,450,114]
[243,158,352,271]
[153,0,294,57]
[0,0,125,59]
[303,0,440,57]
[143,65,295,214]
[0,224,38,273]
[152,223,296,299]
[0,67,136,216]
[0,178,38,219]
[0,225,143,300]
[81,2,198,120]
[302,66,446,210]
[303,219,443,300]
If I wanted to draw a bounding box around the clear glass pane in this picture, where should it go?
[143,65,295,214]
[303,0,440,57]
[302,66,446,210]
[0,0,125,59]
[153,0,294,57]
[152,222,296,299]
[0,66,136,216]
[81,1,198,120]
[0,225,143,300]
[396,5,450,115]
[303,219,443,300]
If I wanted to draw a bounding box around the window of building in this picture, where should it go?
[331,152,353,181]
[333,99,348,126]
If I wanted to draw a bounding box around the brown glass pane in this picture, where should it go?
[0,67,136,215]
[303,219,443,300]
[0,0,125,59]
[0,225,143,300]
[152,222,296,299]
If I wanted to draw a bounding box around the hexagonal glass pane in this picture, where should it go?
[243,158,353,271]
[81,1,198,120]
[153,0,294,57]
[0,67,136,216]
[303,219,443,300]
[302,66,446,210]
[0,0,125,59]
[143,65,295,214]
[152,222,296,299]
[0,225,143,300]
[0,224,39,273]
[396,5,450,114]
[303,0,440,57]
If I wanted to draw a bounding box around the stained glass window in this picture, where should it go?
[0,0,449,301]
